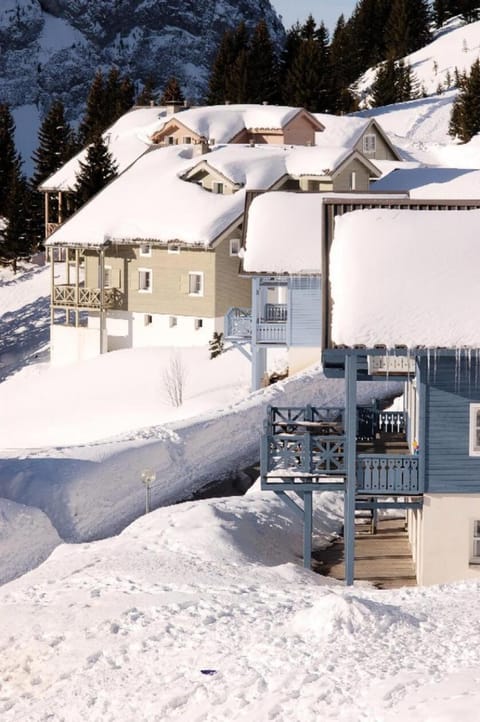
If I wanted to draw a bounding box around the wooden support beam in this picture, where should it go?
[344,352,357,585]
[303,490,313,570]
[274,490,304,519]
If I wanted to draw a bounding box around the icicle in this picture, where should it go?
[468,347,472,393]
[385,347,390,388]
[427,347,431,381]
[455,346,460,393]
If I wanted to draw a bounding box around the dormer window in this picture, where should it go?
[139,244,151,257]
[363,134,376,155]
[168,244,180,254]
[212,181,224,194]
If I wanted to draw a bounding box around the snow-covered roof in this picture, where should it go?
[147,104,322,143]
[46,145,294,248]
[243,192,323,274]
[314,114,372,148]
[331,208,480,347]
[372,167,480,197]
[39,106,167,192]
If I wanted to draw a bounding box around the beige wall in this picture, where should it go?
[354,129,397,161]
[417,494,480,585]
[84,239,250,321]
[287,347,321,375]
[333,158,371,192]
[214,233,251,316]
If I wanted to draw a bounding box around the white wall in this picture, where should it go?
[130,312,221,348]
[50,325,101,366]
[417,494,480,585]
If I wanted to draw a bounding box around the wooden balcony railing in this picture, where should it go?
[53,285,123,309]
[356,455,421,494]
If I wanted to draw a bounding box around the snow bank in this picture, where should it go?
[0,499,61,585]
[331,208,480,348]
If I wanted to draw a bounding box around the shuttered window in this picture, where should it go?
[138,269,152,292]
[469,404,480,455]
[188,272,203,296]
[363,134,376,154]
[471,521,480,563]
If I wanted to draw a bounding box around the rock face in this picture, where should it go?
[0,0,284,118]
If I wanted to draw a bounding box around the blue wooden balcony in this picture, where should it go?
[261,405,423,495]
[225,305,287,344]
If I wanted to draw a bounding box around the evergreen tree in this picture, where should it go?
[2,172,33,262]
[31,100,77,188]
[458,0,480,22]
[385,0,431,59]
[246,20,279,104]
[0,103,22,217]
[78,70,106,145]
[449,58,480,141]
[206,22,249,104]
[74,134,118,207]
[347,0,391,78]
[282,16,331,111]
[329,15,357,113]
[160,76,184,104]
[136,75,157,105]
[371,56,417,106]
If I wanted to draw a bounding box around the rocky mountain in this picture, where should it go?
[0,0,284,119]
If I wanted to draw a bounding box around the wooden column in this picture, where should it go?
[344,352,357,586]
[75,248,80,327]
[44,193,49,240]
[58,191,63,224]
[99,248,105,354]
[303,490,313,569]
[50,247,55,325]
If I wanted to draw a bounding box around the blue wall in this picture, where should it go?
[422,356,480,493]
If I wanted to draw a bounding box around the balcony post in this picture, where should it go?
[344,352,357,586]
[252,346,267,391]
[75,248,80,327]
[303,490,313,569]
[99,248,105,354]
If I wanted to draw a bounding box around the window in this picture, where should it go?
[183,136,192,144]
[169,316,177,327]
[212,181,224,194]
[138,269,152,292]
[471,521,480,563]
[188,272,203,296]
[139,244,151,257]
[144,314,153,326]
[469,404,480,455]
[350,171,357,191]
[103,266,112,288]
[195,318,203,330]
[363,133,376,155]
[230,238,241,256]
[168,244,180,254]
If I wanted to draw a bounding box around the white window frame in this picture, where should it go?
[363,133,376,155]
[102,265,112,288]
[168,243,180,254]
[229,238,241,256]
[194,318,203,330]
[138,268,152,293]
[169,316,177,328]
[212,181,224,194]
[188,271,204,296]
[144,314,153,326]
[469,404,480,456]
[350,171,357,191]
[471,520,480,564]
[139,244,152,257]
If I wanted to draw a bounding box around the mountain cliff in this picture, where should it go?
[0,0,284,118]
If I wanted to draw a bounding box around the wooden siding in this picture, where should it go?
[423,356,480,493]
[214,233,251,316]
[333,158,371,192]
[283,113,317,146]
[288,276,322,346]
[354,129,396,161]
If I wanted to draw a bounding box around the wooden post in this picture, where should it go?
[303,490,313,569]
[58,191,63,224]
[75,248,80,327]
[50,246,55,325]
[44,193,49,241]
[99,248,105,354]
[344,352,357,586]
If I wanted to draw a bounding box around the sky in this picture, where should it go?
[271,0,357,32]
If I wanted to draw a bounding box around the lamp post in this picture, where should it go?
[141,469,156,514]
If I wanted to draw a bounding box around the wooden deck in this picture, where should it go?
[312,518,417,589]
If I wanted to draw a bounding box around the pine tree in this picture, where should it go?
[206,22,248,104]
[329,15,357,114]
[371,57,401,106]
[449,58,480,141]
[347,0,391,78]
[160,76,184,104]
[459,0,480,22]
[282,16,331,111]
[385,0,431,59]
[136,75,157,105]
[2,172,33,262]
[246,20,279,104]
[31,100,77,188]
[0,104,22,217]
[78,70,106,145]
[74,134,118,207]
